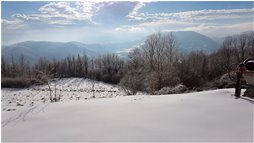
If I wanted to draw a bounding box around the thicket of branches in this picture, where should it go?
[2,31,254,94]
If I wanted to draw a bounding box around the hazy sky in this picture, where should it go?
[2,1,254,45]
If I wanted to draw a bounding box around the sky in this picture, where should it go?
[1,1,254,45]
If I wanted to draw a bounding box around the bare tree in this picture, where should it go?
[121,32,180,93]
[1,56,7,77]
[76,54,83,77]
[83,52,89,77]
[92,53,124,84]
[247,32,254,57]
[178,51,208,88]
[128,48,144,70]
[36,69,59,102]
[90,59,95,98]
[238,34,248,62]
[221,36,234,71]
[19,55,26,77]
[119,48,145,95]
[142,32,179,90]
[11,56,17,77]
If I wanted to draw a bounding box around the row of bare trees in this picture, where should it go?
[120,32,254,94]
[1,52,124,87]
[218,32,254,71]
[2,31,254,95]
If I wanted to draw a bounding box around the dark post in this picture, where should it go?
[235,63,245,98]
[235,72,241,98]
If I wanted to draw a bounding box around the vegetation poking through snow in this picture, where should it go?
[1,78,125,111]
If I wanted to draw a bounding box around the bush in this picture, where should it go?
[143,72,159,93]
[119,73,144,95]
[208,73,237,89]
[216,73,236,88]
[180,72,205,88]
[155,84,188,95]
[161,70,181,87]
[1,77,33,88]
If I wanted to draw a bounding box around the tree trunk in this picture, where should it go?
[47,83,53,102]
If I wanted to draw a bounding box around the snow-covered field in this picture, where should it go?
[1,78,254,142]
[2,78,125,112]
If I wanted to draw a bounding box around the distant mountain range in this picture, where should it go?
[2,31,220,64]
[171,31,220,53]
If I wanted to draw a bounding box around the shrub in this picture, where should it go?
[155,84,188,95]
[119,73,144,95]
[179,69,205,88]
[1,77,33,88]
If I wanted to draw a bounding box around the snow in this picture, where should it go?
[1,78,254,142]
[1,78,125,111]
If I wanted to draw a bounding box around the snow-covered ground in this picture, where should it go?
[2,78,125,112]
[1,78,254,142]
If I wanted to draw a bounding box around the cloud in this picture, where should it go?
[115,19,198,34]
[127,2,148,21]
[173,8,254,21]
[203,23,254,37]
[128,8,254,22]
[115,21,253,39]
[2,26,148,45]
[2,2,253,45]
[139,19,194,27]
[161,22,253,37]
[180,24,217,32]
[1,19,27,30]
[115,26,144,32]
[12,1,114,25]
[123,6,254,37]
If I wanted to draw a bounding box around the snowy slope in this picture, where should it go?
[1,78,125,111]
[2,87,253,142]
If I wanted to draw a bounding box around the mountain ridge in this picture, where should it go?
[2,31,220,64]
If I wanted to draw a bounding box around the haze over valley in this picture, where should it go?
[2,31,223,63]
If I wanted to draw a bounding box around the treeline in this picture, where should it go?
[120,32,253,94]
[2,53,125,87]
[2,31,254,94]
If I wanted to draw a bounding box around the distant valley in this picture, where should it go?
[2,31,220,64]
